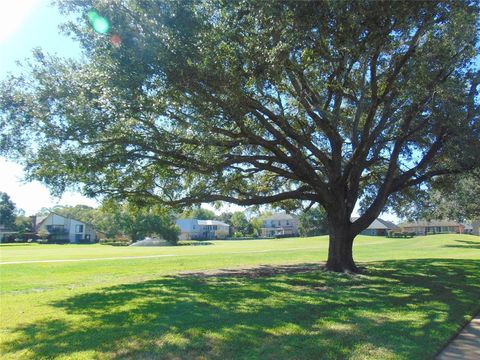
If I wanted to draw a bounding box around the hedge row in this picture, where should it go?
[387,231,415,238]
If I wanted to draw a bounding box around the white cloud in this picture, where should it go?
[0,157,98,215]
[0,0,40,43]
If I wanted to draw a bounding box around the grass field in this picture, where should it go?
[1,234,479,359]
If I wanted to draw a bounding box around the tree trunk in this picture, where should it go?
[325,225,360,273]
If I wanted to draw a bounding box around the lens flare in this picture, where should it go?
[87,9,110,34]
[110,34,122,47]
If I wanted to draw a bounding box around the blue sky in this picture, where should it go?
[0,1,81,78]
[0,0,96,214]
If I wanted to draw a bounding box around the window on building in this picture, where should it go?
[46,225,65,233]
[75,225,84,233]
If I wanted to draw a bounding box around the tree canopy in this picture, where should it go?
[298,206,329,237]
[425,169,480,222]
[0,192,17,230]
[179,207,216,220]
[0,0,479,271]
[230,211,254,236]
[43,205,97,224]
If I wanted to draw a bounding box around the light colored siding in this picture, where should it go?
[37,213,96,243]
[175,219,230,240]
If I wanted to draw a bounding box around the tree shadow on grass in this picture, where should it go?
[3,259,480,359]
[443,239,480,249]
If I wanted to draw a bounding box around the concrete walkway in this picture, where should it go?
[436,316,480,359]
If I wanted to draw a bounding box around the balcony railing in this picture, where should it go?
[45,227,68,234]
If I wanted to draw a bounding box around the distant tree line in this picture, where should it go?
[1,191,330,243]
[0,192,32,237]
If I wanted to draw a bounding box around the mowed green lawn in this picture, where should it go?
[1,235,479,359]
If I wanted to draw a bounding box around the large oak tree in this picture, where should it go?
[1,0,479,271]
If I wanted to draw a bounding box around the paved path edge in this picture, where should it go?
[433,306,480,359]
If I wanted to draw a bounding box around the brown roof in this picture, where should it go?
[33,215,49,231]
[400,220,462,228]
[264,213,299,221]
[376,218,399,230]
[33,212,95,231]
[351,217,399,230]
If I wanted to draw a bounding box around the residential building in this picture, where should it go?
[32,212,97,243]
[463,223,473,234]
[473,220,480,236]
[260,213,299,237]
[399,220,465,235]
[175,219,230,240]
[0,224,17,243]
[353,218,399,236]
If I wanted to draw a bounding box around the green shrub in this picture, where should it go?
[387,231,415,238]
[99,238,132,246]
[155,229,179,245]
[178,241,212,246]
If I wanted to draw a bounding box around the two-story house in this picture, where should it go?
[32,212,96,243]
[0,224,18,243]
[260,213,299,237]
[175,219,230,240]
